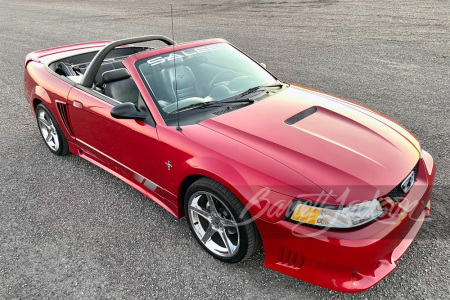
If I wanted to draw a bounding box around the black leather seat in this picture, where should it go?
[160,60,203,102]
[94,63,115,88]
[102,68,139,105]
[94,61,125,89]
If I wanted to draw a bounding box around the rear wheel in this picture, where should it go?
[184,177,260,263]
[36,103,69,156]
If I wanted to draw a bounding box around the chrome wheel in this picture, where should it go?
[188,191,240,258]
[37,109,59,151]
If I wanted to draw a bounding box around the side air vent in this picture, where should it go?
[284,106,317,125]
[213,104,247,116]
[277,248,304,270]
[56,102,74,136]
[386,162,419,202]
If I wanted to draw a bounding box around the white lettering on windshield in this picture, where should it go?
[146,44,224,66]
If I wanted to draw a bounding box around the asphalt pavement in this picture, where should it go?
[0,0,449,299]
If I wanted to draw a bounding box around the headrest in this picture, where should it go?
[173,66,196,88]
[102,68,131,84]
[112,61,124,69]
[94,63,114,85]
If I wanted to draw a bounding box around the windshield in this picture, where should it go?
[135,43,277,118]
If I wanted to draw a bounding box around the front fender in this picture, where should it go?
[177,155,299,222]
[157,125,335,222]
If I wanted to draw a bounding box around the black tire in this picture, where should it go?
[35,103,69,156]
[184,177,261,263]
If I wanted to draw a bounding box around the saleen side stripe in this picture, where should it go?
[77,139,159,191]
[143,180,157,191]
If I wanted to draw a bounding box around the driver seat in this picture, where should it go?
[102,68,140,105]
[160,61,203,102]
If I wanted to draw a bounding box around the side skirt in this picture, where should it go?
[67,141,182,218]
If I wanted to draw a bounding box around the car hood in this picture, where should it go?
[200,85,420,204]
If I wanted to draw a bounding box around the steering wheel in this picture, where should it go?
[208,70,236,91]
[226,76,252,92]
[209,85,232,100]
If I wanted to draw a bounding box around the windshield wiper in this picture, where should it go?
[235,82,284,100]
[168,83,284,115]
[218,98,255,104]
[168,98,254,115]
[168,101,218,114]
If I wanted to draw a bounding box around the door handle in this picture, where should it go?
[73,100,83,109]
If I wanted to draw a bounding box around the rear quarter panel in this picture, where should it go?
[24,61,74,139]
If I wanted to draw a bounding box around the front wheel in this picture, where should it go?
[184,177,260,263]
[36,103,69,156]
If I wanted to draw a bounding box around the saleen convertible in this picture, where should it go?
[24,35,436,292]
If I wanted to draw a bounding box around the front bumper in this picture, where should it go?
[255,154,436,293]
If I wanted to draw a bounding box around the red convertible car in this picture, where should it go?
[24,35,436,292]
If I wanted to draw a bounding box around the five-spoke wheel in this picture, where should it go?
[185,177,260,263]
[188,191,240,257]
[35,103,68,156]
[38,109,60,151]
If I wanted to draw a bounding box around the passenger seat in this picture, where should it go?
[102,68,139,105]
[94,63,115,89]
[93,61,126,91]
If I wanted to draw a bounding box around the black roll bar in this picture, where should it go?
[80,35,174,87]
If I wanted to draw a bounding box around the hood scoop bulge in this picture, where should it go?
[284,106,317,125]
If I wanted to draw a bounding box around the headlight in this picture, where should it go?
[285,199,383,229]
[421,148,434,175]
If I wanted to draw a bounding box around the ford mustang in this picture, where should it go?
[24,35,436,292]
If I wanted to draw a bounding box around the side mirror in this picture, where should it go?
[111,102,147,120]
[260,62,267,69]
